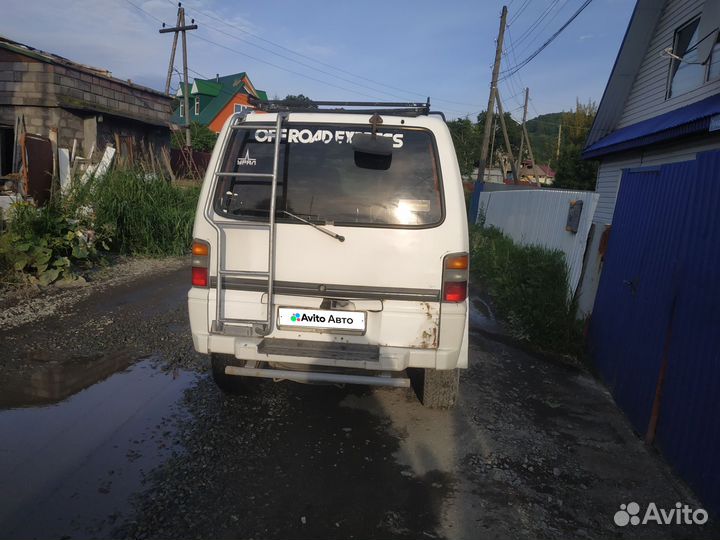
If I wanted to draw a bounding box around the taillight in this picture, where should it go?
[191,239,210,288]
[443,253,468,302]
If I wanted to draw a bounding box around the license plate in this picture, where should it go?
[277,307,366,332]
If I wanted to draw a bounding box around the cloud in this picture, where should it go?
[578,34,595,41]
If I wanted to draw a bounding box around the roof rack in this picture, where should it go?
[254,98,433,117]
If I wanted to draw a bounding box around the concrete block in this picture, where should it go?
[67,88,83,100]
[26,63,44,72]
[11,62,28,72]
[59,75,77,88]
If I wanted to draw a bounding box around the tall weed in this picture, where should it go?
[470,225,583,356]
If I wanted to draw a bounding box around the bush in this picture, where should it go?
[0,197,112,285]
[470,225,583,356]
[0,170,200,285]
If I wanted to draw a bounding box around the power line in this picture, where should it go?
[173,0,483,109]
[191,15,417,102]
[499,0,595,81]
[508,0,531,26]
[515,0,570,58]
[123,0,481,118]
[190,33,403,101]
[124,0,163,23]
[511,0,562,50]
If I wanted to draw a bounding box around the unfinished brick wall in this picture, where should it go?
[0,48,172,156]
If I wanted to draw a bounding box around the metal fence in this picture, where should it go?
[477,189,599,295]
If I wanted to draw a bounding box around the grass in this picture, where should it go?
[470,224,583,357]
[0,169,200,285]
[80,170,200,256]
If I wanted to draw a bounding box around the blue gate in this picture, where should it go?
[590,150,720,515]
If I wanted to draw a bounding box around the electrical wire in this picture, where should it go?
[171,0,484,108]
[508,0,531,26]
[499,0,595,81]
[511,0,562,50]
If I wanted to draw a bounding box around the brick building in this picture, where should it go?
[0,36,173,176]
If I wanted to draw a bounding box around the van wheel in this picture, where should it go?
[210,354,245,394]
[417,368,460,409]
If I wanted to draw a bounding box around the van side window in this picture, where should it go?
[214,125,443,228]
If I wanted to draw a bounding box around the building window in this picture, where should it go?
[234,104,248,114]
[194,97,200,116]
[708,36,720,80]
[668,18,704,98]
[179,102,184,118]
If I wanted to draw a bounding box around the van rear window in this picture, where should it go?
[214,124,443,227]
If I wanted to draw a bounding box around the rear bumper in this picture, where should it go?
[188,289,468,371]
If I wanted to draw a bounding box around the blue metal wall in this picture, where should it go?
[590,150,720,515]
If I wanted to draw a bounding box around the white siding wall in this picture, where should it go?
[618,0,720,128]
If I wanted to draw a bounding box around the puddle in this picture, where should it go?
[469,298,506,335]
[0,349,136,409]
[0,358,199,539]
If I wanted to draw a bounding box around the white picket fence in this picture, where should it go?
[477,189,599,295]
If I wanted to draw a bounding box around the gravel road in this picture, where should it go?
[0,260,716,539]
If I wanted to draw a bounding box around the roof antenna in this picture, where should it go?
[661,47,683,61]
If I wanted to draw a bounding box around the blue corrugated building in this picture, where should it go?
[579,0,720,517]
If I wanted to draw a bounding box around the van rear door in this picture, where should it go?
[209,120,456,349]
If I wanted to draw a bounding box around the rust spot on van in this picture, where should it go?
[418,324,439,349]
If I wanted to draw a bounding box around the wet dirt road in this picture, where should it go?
[0,262,716,539]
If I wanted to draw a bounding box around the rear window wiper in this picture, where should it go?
[281,210,345,243]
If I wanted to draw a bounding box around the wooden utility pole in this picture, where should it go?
[522,122,537,184]
[488,114,498,180]
[160,4,197,147]
[162,10,181,95]
[495,88,518,184]
[516,87,529,176]
[470,5,508,218]
[555,123,563,163]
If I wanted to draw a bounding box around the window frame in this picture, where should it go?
[179,102,184,118]
[211,123,447,231]
[194,97,200,116]
[666,16,719,99]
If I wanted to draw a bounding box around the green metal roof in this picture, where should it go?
[192,79,221,97]
[171,72,267,125]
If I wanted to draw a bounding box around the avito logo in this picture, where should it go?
[289,312,354,325]
[614,502,708,527]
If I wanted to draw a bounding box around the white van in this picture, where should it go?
[188,102,469,408]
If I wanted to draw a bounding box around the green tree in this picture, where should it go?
[447,117,480,177]
[476,111,522,156]
[554,99,598,191]
[279,94,317,109]
[171,122,218,152]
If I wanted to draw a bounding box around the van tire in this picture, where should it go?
[419,368,459,409]
[210,354,245,394]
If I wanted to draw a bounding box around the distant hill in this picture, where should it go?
[525,112,564,166]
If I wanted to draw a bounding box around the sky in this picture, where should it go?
[1,0,636,121]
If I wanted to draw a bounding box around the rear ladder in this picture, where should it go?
[207,112,287,336]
